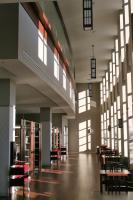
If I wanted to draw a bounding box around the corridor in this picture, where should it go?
[13,154,133,200]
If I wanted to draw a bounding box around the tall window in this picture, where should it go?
[122,85,128,156]
[70,81,72,99]
[101,114,104,145]
[113,101,118,149]
[112,51,116,86]
[38,29,47,66]
[130,0,133,13]
[109,62,113,92]
[117,96,122,154]
[63,68,66,90]
[103,112,107,144]
[111,105,114,149]
[127,72,133,117]
[100,82,103,105]
[79,120,92,152]
[106,110,110,147]
[124,0,130,44]
[78,90,90,114]
[54,49,59,80]
[106,72,109,99]
[115,38,120,79]
[79,121,87,152]
[88,120,91,150]
[103,78,106,102]
[120,13,125,62]
[127,72,133,163]
[72,89,75,106]
[129,118,133,164]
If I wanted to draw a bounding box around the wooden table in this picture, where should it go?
[100,169,130,193]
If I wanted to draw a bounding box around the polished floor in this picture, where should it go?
[10,153,133,200]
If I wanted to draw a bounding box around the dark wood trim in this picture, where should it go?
[53,2,73,55]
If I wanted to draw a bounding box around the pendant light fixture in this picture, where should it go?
[83,0,93,30]
[91,45,96,78]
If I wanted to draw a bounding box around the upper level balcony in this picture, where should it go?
[0,3,75,117]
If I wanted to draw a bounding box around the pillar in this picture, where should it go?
[62,115,68,148]
[0,79,16,196]
[40,108,52,167]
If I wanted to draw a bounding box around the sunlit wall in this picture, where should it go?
[68,83,101,153]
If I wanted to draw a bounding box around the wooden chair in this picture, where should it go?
[9,163,30,197]
[61,147,67,159]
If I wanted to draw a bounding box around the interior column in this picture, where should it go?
[40,107,52,167]
[0,79,16,197]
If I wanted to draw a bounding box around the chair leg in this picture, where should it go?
[23,186,24,197]
[8,186,11,199]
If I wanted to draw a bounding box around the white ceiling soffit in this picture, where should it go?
[16,84,57,106]
[58,0,122,83]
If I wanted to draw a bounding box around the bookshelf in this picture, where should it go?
[20,119,33,171]
[15,128,21,160]
[15,119,41,172]
[34,123,41,170]
[52,127,60,149]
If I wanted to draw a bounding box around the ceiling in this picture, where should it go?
[58,0,122,83]
[0,60,74,116]
[0,0,36,2]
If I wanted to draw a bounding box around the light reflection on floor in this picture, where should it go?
[16,189,54,198]
[41,168,73,174]
[31,178,60,185]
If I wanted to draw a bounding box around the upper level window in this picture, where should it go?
[124,4,129,25]
[120,13,125,62]
[78,89,90,113]
[78,91,86,113]
[120,30,124,47]
[111,105,113,117]
[63,68,66,90]
[115,39,119,72]
[103,78,106,102]
[112,52,115,63]
[70,81,72,99]
[106,72,109,98]
[115,39,119,52]
[127,72,132,94]
[100,82,103,105]
[72,89,75,105]
[130,0,133,13]
[115,38,120,79]
[120,13,124,30]
[109,62,113,92]
[113,63,116,86]
[124,2,130,44]
[38,29,47,66]
[117,96,120,110]
[54,49,59,80]
[122,85,126,103]
[107,110,109,119]
[116,52,119,66]
[114,101,117,114]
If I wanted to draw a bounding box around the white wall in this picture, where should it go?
[18,4,75,112]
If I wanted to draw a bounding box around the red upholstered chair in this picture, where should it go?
[9,162,30,197]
